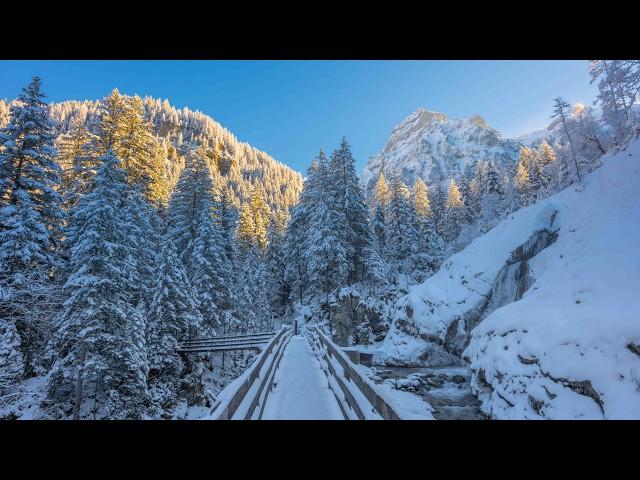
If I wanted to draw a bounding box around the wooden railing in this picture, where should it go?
[177,332,276,353]
[309,326,401,420]
[209,327,291,420]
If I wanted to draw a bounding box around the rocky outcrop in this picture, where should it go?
[362,108,519,193]
[329,290,392,347]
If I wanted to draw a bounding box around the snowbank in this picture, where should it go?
[379,140,640,419]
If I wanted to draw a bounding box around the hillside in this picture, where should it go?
[377,139,640,419]
[0,95,303,212]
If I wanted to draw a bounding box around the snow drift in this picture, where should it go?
[378,139,640,419]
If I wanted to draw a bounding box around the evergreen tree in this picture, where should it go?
[386,172,419,275]
[443,178,465,241]
[97,89,168,204]
[265,214,289,318]
[371,204,386,258]
[0,77,64,378]
[56,118,98,209]
[47,151,148,419]
[283,153,323,302]
[328,138,374,283]
[515,156,531,206]
[413,177,432,220]
[306,156,349,302]
[374,170,391,211]
[146,235,202,414]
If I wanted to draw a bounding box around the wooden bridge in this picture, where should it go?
[201,326,404,420]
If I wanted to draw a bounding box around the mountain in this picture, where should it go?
[362,108,521,192]
[376,139,640,419]
[0,95,303,213]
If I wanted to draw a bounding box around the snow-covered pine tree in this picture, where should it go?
[386,172,419,276]
[283,155,323,302]
[0,77,64,379]
[191,204,230,334]
[478,161,505,232]
[373,170,391,211]
[56,117,98,209]
[413,177,432,220]
[264,213,289,319]
[443,178,465,242]
[97,89,168,205]
[146,235,202,415]
[47,150,149,419]
[306,153,349,303]
[328,138,373,283]
[514,154,531,207]
[371,204,386,258]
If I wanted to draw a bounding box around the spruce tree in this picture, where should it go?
[147,235,202,414]
[328,138,373,283]
[0,77,64,378]
[443,178,465,241]
[386,172,419,276]
[47,151,148,419]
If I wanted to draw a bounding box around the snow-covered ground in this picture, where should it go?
[378,139,640,419]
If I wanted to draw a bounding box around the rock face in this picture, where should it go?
[362,108,520,192]
[329,290,391,346]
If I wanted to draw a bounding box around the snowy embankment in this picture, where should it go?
[378,140,640,419]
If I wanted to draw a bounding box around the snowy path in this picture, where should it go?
[260,335,345,420]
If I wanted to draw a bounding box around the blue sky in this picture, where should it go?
[0,60,597,173]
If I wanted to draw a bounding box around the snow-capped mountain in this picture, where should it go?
[363,108,521,191]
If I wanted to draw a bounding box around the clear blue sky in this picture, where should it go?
[0,60,597,174]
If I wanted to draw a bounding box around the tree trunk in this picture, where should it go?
[561,116,581,183]
[73,345,87,420]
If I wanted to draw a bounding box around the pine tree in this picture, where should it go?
[374,170,391,210]
[97,89,168,204]
[306,156,349,302]
[371,204,386,258]
[265,214,289,318]
[515,156,531,206]
[283,153,323,302]
[328,138,373,283]
[413,177,432,220]
[56,118,98,209]
[589,60,638,143]
[146,235,202,414]
[0,319,23,392]
[47,151,148,419]
[236,202,255,251]
[0,77,64,378]
[386,172,419,275]
[443,178,464,241]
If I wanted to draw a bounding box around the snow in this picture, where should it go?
[355,365,435,420]
[0,375,49,420]
[363,107,519,191]
[379,139,640,419]
[261,335,344,420]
